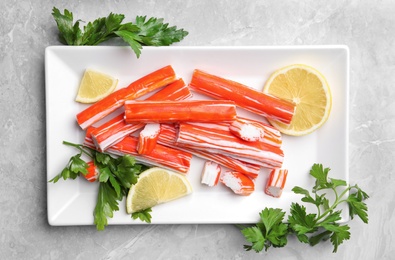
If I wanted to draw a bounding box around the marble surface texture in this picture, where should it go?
[1,0,394,259]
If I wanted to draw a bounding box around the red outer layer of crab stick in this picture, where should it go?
[157,124,261,178]
[147,78,192,101]
[89,78,191,151]
[265,168,288,198]
[83,161,99,182]
[189,69,295,124]
[137,123,161,155]
[124,100,237,124]
[220,171,255,196]
[107,136,192,174]
[176,123,284,168]
[76,65,177,129]
[201,161,221,186]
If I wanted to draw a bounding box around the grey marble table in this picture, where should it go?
[1,0,394,259]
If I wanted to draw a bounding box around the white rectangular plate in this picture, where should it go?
[46,46,349,226]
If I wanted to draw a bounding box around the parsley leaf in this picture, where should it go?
[114,29,143,57]
[52,7,188,58]
[49,154,88,183]
[325,224,350,252]
[309,230,332,246]
[114,155,143,190]
[241,208,288,252]
[51,7,82,45]
[134,16,189,46]
[132,208,153,223]
[94,182,119,231]
[69,154,88,175]
[241,226,265,252]
[347,187,369,223]
[288,203,317,240]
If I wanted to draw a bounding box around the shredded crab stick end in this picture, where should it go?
[229,118,265,142]
[265,168,288,198]
[236,117,282,147]
[189,69,295,124]
[124,100,237,124]
[201,161,221,186]
[137,123,161,155]
[220,171,255,196]
[76,65,177,129]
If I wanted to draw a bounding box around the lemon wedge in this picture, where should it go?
[75,69,118,103]
[263,64,332,136]
[126,167,192,214]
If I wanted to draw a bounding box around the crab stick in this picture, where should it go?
[265,168,288,198]
[176,123,284,168]
[108,136,192,174]
[76,65,177,129]
[201,161,221,186]
[89,78,191,151]
[137,123,161,155]
[189,69,295,124]
[220,171,255,196]
[83,161,99,182]
[157,124,261,178]
[124,100,237,124]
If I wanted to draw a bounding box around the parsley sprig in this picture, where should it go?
[49,141,151,230]
[51,7,188,58]
[241,163,369,253]
[241,208,288,252]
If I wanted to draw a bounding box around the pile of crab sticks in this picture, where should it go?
[79,65,295,197]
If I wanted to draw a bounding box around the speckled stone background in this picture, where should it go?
[1,0,394,259]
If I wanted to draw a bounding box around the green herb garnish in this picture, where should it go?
[240,163,369,253]
[51,7,188,58]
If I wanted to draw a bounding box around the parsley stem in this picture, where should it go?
[338,185,352,199]
[63,141,94,158]
[315,186,352,223]
[316,202,321,219]
[333,187,339,202]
